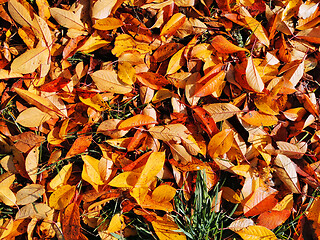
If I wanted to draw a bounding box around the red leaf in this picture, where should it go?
[123,151,152,171]
[39,77,71,92]
[192,106,219,137]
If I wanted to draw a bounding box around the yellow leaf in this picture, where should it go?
[160,13,186,38]
[49,185,75,210]
[0,172,16,206]
[244,16,270,47]
[79,94,109,111]
[131,152,165,202]
[78,31,111,54]
[49,163,73,190]
[134,152,165,188]
[151,185,176,202]
[82,155,105,191]
[0,69,23,79]
[208,129,234,159]
[230,165,251,177]
[166,47,186,75]
[273,194,293,211]
[282,0,301,21]
[108,171,140,188]
[141,194,174,212]
[118,61,136,85]
[0,218,13,239]
[283,107,306,121]
[107,213,126,233]
[152,89,174,103]
[235,225,277,240]
[112,34,152,57]
[254,94,279,115]
[151,215,187,240]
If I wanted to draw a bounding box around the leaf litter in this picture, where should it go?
[0,0,320,239]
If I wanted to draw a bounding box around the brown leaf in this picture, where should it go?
[11,131,45,153]
[62,203,81,240]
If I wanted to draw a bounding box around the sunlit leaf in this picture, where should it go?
[118,114,157,130]
[160,13,186,38]
[246,56,264,92]
[49,185,76,210]
[274,154,301,193]
[208,129,234,159]
[235,225,277,240]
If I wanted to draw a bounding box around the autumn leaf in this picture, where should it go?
[2,0,320,239]
[160,13,186,38]
[246,56,265,92]
[235,225,277,240]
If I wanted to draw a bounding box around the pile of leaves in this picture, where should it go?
[1,0,320,239]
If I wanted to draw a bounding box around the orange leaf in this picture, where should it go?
[211,35,250,54]
[136,72,170,90]
[127,128,149,151]
[160,13,186,38]
[93,17,123,30]
[122,151,152,171]
[153,43,183,62]
[241,111,278,126]
[257,210,291,229]
[107,213,126,233]
[194,70,226,97]
[208,129,234,159]
[62,203,81,240]
[65,134,92,159]
[118,114,157,130]
[243,187,278,217]
[191,106,219,137]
